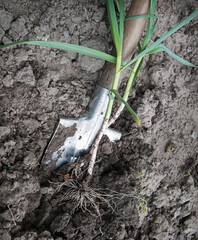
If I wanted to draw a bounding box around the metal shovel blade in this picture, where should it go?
[42,85,121,169]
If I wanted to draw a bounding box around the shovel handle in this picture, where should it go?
[98,0,150,89]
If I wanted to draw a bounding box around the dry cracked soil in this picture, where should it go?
[0,0,198,239]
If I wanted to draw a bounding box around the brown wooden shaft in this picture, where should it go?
[98,0,150,89]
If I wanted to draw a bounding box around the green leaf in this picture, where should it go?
[147,43,198,68]
[0,40,133,70]
[114,0,120,12]
[146,45,163,54]
[150,17,158,36]
[107,0,121,53]
[0,40,117,63]
[121,9,198,71]
[108,91,115,100]
[137,42,142,52]
[125,14,157,21]
[110,89,141,127]
[119,0,125,50]
[142,0,156,49]
[130,57,144,90]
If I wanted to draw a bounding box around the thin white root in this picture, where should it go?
[88,104,124,177]
[88,121,108,176]
[107,104,125,128]
[55,180,115,216]
[7,204,16,226]
[51,179,139,216]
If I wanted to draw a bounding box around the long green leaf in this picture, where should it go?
[147,43,198,68]
[142,0,156,49]
[119,0,125,51]
[0,40,133,70]
[110,89,141,127]
[121,9,198,71]
[0,40,117,63]
[107,0,121,53]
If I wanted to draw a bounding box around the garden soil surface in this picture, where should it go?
[0,0,198,239]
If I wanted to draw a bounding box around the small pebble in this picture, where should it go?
[62,28,70,39]
[186,46,192,53]
[191,130,197,139]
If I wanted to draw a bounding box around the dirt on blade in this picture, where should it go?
[41,123,77,174]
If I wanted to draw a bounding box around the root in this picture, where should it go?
[88,121,108,178]
[7,204,16,227]
[107,104,125,128]
[51,179,138,217]
[55,179,114,217]
[87,108,122,181]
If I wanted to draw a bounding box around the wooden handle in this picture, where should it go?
[98,0,150,89]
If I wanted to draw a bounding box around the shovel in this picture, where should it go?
[41,0,150,170]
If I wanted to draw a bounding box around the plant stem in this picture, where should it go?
[88,52,122,177]
[105,52,122,121]
[87,55,143,178]
[108,57,143,127]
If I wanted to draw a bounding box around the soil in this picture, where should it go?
[0,0,198,239]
